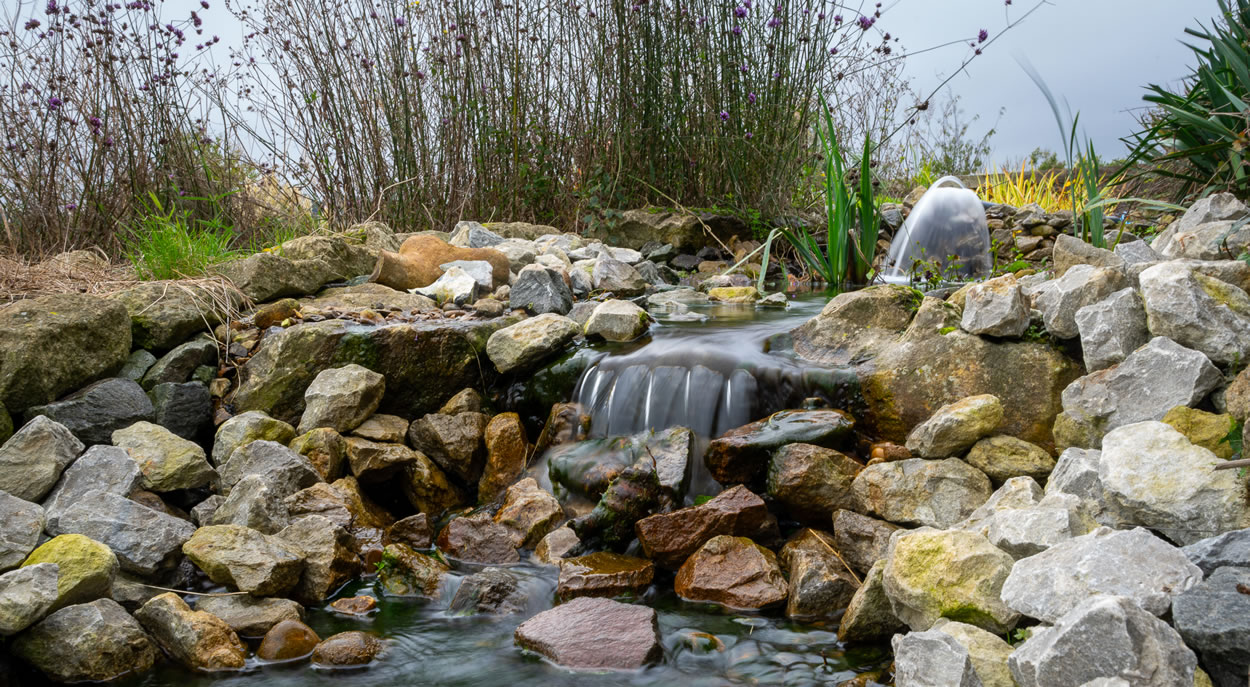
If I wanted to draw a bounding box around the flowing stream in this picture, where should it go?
[21,292,891,687]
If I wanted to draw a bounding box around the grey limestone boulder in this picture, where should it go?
[1000,526,1202,623]
[1074,288,1149,372]
[1008,595,1196,687]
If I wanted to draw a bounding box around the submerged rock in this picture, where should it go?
[557,552,654,600]
[310,630,383,667]
[449,567,528,615]
[376,543,449,598]
[514,596,661,670]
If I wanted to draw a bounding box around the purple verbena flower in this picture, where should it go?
[767,16,780,28]
[24,19,40,30]
[394,17,405,26]
[734,6,748,18]
[978,29,989,43]
[857,16,875,30]
[745,132,753,139]
[732,25,741,35]
[46,96,62,109]
[719,110,729,122]
[747,92,757,104]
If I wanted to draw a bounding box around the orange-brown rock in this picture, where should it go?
[867,441,911,465]
[674,535,787,610]
[478,413,529,503]
[634,484,768,569]
[330,596,377,615]
[256,619,321,661]
[494,478,563,549]
[557,552,654,600]
[369,235,510,291]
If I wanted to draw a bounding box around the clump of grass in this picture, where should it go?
[121,194,238,281]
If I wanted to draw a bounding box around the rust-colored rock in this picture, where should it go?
[370,235,510,291]
[478,413,529,503]
[634,485,768,569]
[674,535,787,610]
[310,630,382,667]
[257,619,321,661]
[330,596,378,616]
[514,596,661,670]
[289,428,348,481]
[134,593,246,671]
[494,477,563,549]
[436,512,519,564]
[557,552,654,600]
[386,513,432,549]
[705,409,854,485]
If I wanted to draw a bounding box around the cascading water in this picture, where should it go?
[570,297,856,441]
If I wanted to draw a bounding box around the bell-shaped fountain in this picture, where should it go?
[880,176,992,284]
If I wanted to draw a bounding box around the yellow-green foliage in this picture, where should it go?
[978,162,1074,211]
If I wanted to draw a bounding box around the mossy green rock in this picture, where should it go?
[1163,406,1236,460]
[233,316,521,425]
[0,294,131,412]
[22,534,119,611]
[964,435,1057,486]
[212,410,297,466]
[377,543,449,597]
[110,281,242,352]
[791,286,1082,453]
[707,287,758,303]
[882,528,1020,635]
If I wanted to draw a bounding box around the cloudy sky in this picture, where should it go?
[889,0,1216,165]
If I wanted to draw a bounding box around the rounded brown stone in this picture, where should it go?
[310,631,382,667]
[674,535,787,610]
[256,619,321,661]
[330,596,378,616]
[477,413,529,503]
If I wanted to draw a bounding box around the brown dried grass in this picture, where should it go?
[0,249,138,303]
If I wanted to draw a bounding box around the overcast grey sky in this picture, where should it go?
[890,0,1217,165]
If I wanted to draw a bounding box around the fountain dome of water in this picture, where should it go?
[880,176,991,284]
